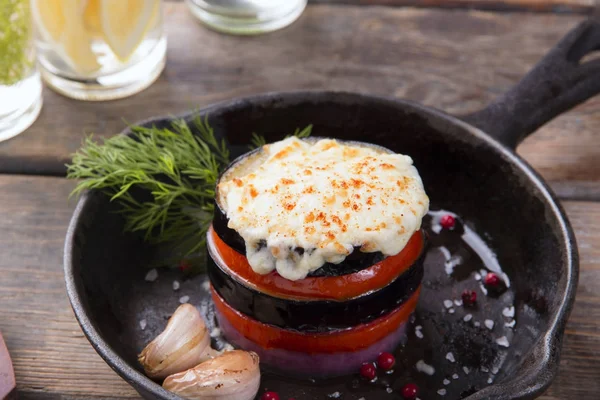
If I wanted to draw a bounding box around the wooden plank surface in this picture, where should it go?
[0,174,598,399]
[312,0,596,14]
[0,177,137,399]
[0,4,597,199]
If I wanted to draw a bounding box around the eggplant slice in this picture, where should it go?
[207,233,426,332]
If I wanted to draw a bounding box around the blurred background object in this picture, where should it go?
[0,331,16,399]
[186,0,307,35]
[32,0,166,101]
[0,0,42,143]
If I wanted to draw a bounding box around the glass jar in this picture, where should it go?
[32,0,166,101]
[0,0,42,142]
[186,0,307,35]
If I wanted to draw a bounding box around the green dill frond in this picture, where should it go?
[67,117,229,267]
[250,124,312,150]
[289,124,313,139]
[249,132,267,150]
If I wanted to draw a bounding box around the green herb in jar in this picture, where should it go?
[0,0,32,86]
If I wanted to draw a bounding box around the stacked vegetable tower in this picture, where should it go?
[208,137,429,377]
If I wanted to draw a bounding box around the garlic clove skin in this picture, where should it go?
[138,303,213,379]
[163,350,260,400]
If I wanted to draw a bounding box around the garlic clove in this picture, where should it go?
[138,303,213,379]
[163,350,260,400]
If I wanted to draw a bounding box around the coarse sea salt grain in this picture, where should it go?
[439,246,451,260]
[139,319,147,330]
[415,325,424,339]
[437,389,447,396]
[481,366,489,373]
[463,366,471,375]
[485,319,495,330]
[416,360,435,376]
[496,336,510,347]
[443,300,454,309]
[492,366,500,375]
[328,392,341,398]
[145,269,158,282]
[454,299,463,306]
[474,321,481,327]
[503,306,515,318]
[446,352,455,363]
[210,327,221,338]
[448,308,455,314]
[474,272,482,280]
[201,280,210,291]
[172,280,180,291]
[452,373,459,380]
[479,283,488,296]
[443,379,450,385]
[505,320,516,328]
[179,295,190,304]
[488,377,494,384]
[463,314,473,322]
[386,387,393,393]
[445,256,462,275]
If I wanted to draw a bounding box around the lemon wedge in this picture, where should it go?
[32,0,101,75]
[99,0,160,61]
[83,0,101,35]
[32,0,67,42]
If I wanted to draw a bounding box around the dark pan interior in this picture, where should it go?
[66,92,576,400]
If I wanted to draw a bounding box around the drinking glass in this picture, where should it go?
[186,0,307,35]
[32,0,166,101]
[0,0,42,142]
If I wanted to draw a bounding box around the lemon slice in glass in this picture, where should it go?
[99,0,160,62]
[32,0,101,75]
[32,0,159,75]
[32,0,66,42]
[83,0,101,35]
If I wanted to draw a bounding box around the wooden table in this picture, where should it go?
[0,1,598,399]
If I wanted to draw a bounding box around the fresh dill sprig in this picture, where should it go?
[288,125,312,139]
[67,116,228,267]
[249,124,312,150]
[67,117,312,271]
[249,132,267,149]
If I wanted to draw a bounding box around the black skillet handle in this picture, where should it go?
[462,19,600,150]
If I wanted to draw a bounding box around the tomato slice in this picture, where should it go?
[208,226,423,301]
[212,286,420,353]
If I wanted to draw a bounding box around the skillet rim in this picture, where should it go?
[64,90,578,400]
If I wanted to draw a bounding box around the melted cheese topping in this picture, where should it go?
[218,137,429,281]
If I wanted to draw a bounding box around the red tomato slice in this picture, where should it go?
[212,287,420,353]
[209,226,423,301]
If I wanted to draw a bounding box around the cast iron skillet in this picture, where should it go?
[65,20,600,400]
